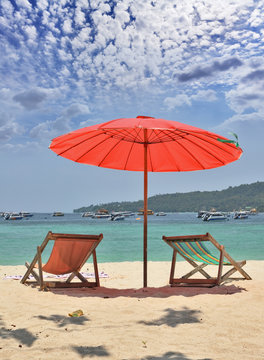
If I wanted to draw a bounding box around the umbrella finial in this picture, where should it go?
[137,115,155,119]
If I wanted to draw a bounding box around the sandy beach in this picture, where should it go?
[0,260,263,360]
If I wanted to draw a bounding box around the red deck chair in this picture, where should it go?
[21,231,103,290]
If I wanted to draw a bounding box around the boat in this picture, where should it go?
[96,208,109,214]
[52,212,64,216]
[137,208,154,215]
[5,212,23,220]
[121,211,135,217]
[82,212,94,217]
[156,212,167,216]
[250,208,257,215]
[202,212,227,221]
[197,210,208,218]
[92,214,111,219]
[234,211,249,219]
[110,214,125,221]
[20,211,33,217]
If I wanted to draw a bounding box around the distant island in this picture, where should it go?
[73,181,264,213]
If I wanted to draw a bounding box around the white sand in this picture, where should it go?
[0,260,263,359]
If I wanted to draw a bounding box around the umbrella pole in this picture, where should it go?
[143,130,148,288]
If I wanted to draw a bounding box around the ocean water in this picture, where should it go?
[0,212,263,265]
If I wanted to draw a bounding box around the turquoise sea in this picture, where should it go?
[0,212,263,265]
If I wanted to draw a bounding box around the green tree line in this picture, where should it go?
[74,181,264,213]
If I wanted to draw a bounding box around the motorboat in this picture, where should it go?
[20,211,33,217]
[82,212,94,217]
[156,212,167,216]
[202,212,227,221]
[197,210,208,218]
[110,214,125,221]
[120,211,135,217]
[92,214,111,219]
[5,212,23,220]
[234,211,249,219]
[52,212,64,216]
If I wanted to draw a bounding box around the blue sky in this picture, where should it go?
[1,0,264,212]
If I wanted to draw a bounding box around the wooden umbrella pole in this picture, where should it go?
[143,129,148,288]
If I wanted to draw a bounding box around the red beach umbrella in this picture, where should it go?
[49,116,242,287]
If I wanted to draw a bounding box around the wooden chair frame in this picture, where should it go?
[21,231,103,290]
[162,232,251,287]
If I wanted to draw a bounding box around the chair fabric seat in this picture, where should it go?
[175,241,230,265]
[42,238,96,275]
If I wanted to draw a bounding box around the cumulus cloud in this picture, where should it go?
[1,0,264,147]
[164,89,218,110]
[13,89,48,110]
[242,69,264,83]
[214,112,264,132]
[29,116,72,140]
[164,94,192,110]
[177,58,243,83]
[62,103,90,118]
[0,112,23,142]
[226,83,264,114]
[29,102,91,140]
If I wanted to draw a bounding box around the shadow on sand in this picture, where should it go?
[72,345,110,357]
[138,307,202,328]
[135,352,212,360]
[35,314,90,327]
[50,284,246,299]
[0,315,37,347]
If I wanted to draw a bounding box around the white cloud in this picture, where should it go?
[29,102,91,141]
[62,19,73,34]
[0,113,23,142]
[15,0,32,10]
[191,89,218,102]
[164,89,218,110]
[13,89,48,110]
[164,94,192,110]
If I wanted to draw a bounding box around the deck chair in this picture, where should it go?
[162,232,251,287]
[21,231,103,290]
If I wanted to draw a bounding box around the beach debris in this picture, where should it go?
[68,309,84,317]
[142,340,147,348]
[19,344,22,348]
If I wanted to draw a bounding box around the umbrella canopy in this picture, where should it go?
[49,116,243,287]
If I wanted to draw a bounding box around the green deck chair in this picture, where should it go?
[162,233,251,286]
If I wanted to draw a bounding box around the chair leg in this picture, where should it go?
[37,246,44,290]
[24,262,40,282]
[93,250,100,287]
[221,260,251,282]
[169,250,177,284]
[21,231,51,285]
[216,246,224,285]
[181,263,208,279]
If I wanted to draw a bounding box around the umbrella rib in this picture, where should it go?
[181,133,229,164]
[97,137,124,167]
[159,141,181,171]
[158,130,206,169]
[124,140,136,170]
[74,134,115,162]
[163,130,232,165]
[54,131,103,157]
[175,140,207,169]
[182,131,238,157]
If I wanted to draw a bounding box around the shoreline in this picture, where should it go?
[1,260,264,359]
